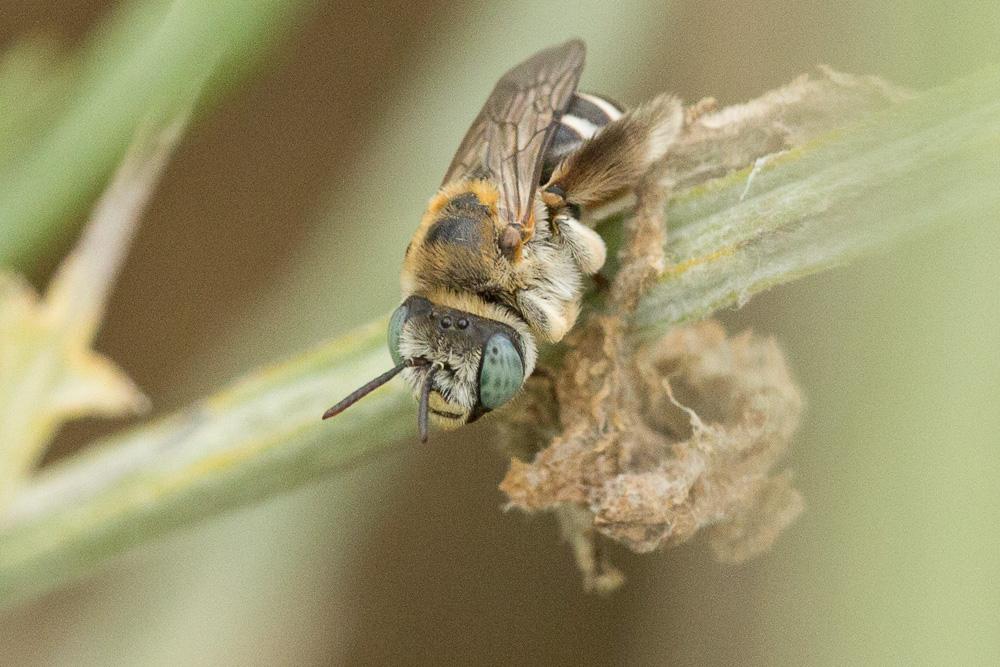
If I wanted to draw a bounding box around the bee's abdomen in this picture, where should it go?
[542,92,624,183]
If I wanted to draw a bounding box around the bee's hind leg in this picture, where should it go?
[544,94,684,211]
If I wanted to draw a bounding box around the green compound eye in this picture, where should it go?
[479,334,524,410]
[387,304,407,366]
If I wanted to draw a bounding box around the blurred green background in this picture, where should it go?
[1,0,998,664]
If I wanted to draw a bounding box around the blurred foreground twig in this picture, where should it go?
[0,0,316,268]
[1,66,998,607]
[0,111,192,512]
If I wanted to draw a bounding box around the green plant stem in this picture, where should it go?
[631,68,1000,338]
[0,112,188,511]
[1,66,998,607]
[0,0,315,269]
[0,320,410,606]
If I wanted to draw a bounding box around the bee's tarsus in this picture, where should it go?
[541,183,567,209]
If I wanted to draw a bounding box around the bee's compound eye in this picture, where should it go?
[479,334,524,410]
[387,304,408,365]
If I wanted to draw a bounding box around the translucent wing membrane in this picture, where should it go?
[442,40,586,228]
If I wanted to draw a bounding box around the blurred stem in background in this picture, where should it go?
[0,0,316,270]
[0,106,192,512]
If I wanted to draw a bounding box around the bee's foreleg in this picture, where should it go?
[544,93,684,210]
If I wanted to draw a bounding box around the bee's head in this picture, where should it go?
[323,294,536,441]
[392,295,532,436]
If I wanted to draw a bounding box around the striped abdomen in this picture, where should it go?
[541,92,624,183]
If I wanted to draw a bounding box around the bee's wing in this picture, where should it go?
[442,40,585,230]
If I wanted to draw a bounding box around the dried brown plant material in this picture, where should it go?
[555,504,625,594]
[661,66,910,191]
[496,67,910,589]
[497,80,827,588]
[611,157,671,312]
[501,320,803,589]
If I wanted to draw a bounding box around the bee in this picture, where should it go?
[323,39,682,441]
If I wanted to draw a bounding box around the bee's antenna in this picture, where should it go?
[322,358,427,420]
[418,365,438,443]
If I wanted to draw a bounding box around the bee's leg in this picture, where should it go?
[517,289,577,342]
[514,244,585,343]
[553,212,606,275]
[543,93,684,210]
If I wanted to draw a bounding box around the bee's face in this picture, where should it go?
[390,295,526,429]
